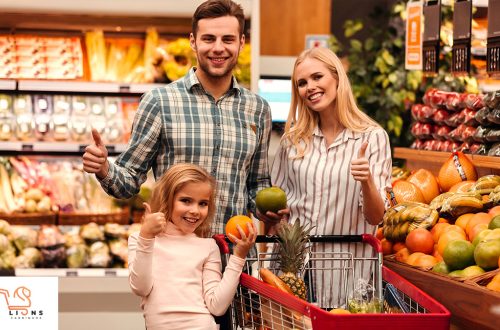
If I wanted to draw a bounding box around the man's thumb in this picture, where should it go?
[143,202,152,215]
[358,141,368,158]
[91,128,104,147]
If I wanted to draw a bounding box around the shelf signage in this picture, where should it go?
[406,0,423,70]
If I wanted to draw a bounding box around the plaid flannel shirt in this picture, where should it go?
[99,68,272,234]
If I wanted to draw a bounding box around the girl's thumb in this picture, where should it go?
[143,202,152,215]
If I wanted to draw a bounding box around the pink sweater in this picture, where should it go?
[128,232,245,330]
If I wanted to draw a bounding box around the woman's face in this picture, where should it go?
[169,181,211,235]
[295,58,338,115]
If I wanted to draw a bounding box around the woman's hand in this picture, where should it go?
[256,208,289,235]
[139,202,166,239]
[230,222,257,259]
[350,141,371,183]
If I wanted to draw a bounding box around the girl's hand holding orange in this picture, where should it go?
[228,221,257,259]
[139,202,167,239]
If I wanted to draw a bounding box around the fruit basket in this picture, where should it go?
[0,212,57,225]
[214,234,450,330]
[58,207,130,225]
[466,268,500,294]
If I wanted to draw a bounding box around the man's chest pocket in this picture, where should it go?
[220,121,258,161]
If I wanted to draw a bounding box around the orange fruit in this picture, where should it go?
[468,223,489,242]
[442,224,466,237]
[438,218,449,224]
[381,238,393,255]
[433,249,443,262]
[405,228,434,254]
[488,206,500,218]
[431,223,451,243]
[486,274,500,292]
[392,242,407,253]
[437,230,466,256]
[455,213,474,231]
[394,247,410,263]
[474,239,500,270]
[376,227,384,240]
[407,252,426,266]
[465,213,492,237]
[392,180,425,203]
[437,152,477,192]
[329,308,351,314]
[225,215,253,243]
[448,180,476,193]
[256,186,287,214]
[406,169,441,203]
[413,254,439,269]
[490,216,500,230]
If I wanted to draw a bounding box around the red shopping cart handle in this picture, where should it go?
[213,234,382,253]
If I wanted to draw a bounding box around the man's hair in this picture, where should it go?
[149,163,217,238]
[192,0,245,37]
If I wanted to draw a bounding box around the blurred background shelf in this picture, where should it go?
[0,141,127,155]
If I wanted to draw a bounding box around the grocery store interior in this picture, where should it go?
[0,0,499,329]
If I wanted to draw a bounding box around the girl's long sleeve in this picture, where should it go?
[128,233,155,297]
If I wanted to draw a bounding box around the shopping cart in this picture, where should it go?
[213,234,450,330]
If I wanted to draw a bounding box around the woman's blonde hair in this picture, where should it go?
[283,47,379,158]
[149,163,217,238]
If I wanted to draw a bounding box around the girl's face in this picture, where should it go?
[169,181,212,235]
[295,58,338,115]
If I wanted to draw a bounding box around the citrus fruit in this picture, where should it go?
[465,212,492,237]
[461,265,485,277]
[484,228,500,241]
[448,270,465,278]
[394,247,410,263]
[437,151,477,192]
[468,223,489,242]
[489,215,500,230]
[329,308,351,314]
[225,215,253,243]
[255,186,287,214]
[405,228,434,254]
[437,230,466,255]
[392,242,407,253]
[442,239,475,271]
[454,213,474,231]
[406,169,440,203]
[472,229,492,247]
[376,227,384,240]
[431,223,451,243]
[432,261,450,274]
[413,254,438,269]
[406,252,426,266]
[486,273,500,292]
[448,180,476,193]
[380,238,393,255]
[474,239,500,270]
[392,180,425,203]
[488,206,500,218]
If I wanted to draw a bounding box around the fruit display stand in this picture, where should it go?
[384,258,499,330]
[394,148,500,177]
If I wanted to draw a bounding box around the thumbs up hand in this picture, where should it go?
[139,202,167,239]
[83,129,109,179]
[350,141,371,183]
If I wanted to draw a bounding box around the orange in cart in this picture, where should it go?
[225,215,253,243]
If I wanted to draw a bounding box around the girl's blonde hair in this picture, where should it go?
[149,163,217,238]
[283,47,380,158]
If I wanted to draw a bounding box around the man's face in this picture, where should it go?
[190,15,244,80]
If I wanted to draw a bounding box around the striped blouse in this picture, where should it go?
[270,126,392,308]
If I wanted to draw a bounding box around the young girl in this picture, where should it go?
[128,163,256,330]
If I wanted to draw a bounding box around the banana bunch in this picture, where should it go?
[391,166,410,183]
[439,192,484,219]
[383,202,439,242]
[489,185,500,206]
[470,175,500,195]
[429,192,455,211]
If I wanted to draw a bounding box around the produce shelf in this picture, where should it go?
[393,147,500,176]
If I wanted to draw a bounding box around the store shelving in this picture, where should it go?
[15,80,165,94]
[0,79,16,90]
[0,141,128,155]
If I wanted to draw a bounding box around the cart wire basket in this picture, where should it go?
[213,234,450,330]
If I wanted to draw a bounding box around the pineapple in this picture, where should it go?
[277,220,313,300]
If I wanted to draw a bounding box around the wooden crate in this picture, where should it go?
[0,212,57,225]
[384,258,499,330]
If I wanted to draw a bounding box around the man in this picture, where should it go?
[83,0,273,234]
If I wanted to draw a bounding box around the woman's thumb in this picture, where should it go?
[143,202,152,215]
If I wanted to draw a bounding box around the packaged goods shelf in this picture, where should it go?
[0,79,16,91]
[0,141,127,155]
[16,80,165,94]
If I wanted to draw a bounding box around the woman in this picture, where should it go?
[271,47,392,308]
